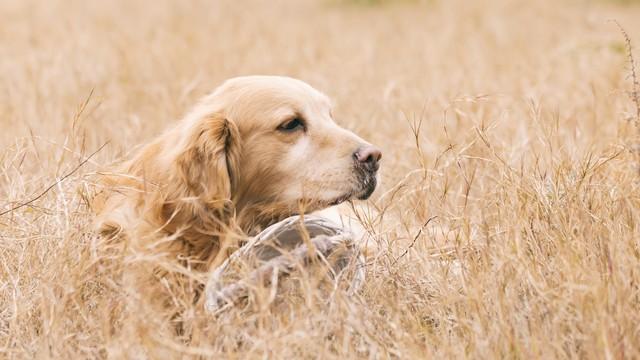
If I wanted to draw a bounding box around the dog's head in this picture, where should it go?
[93,76,381,257]
[175,76,381,224]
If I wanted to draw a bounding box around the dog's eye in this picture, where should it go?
[277,118,305,132]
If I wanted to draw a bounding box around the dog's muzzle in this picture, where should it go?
[353,145,381,200]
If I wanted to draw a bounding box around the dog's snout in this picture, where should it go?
[354,146,382,170]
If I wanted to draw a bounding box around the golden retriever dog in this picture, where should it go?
[91,75,381,312]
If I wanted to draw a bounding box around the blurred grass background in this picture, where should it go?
[1,0,640,358]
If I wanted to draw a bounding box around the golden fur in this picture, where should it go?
[91,75,380,276]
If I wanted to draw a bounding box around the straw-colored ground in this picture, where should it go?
[2,0,640,358]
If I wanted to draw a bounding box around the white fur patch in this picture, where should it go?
[285,136,312,166]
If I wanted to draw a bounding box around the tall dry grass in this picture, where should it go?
[1,0,640,358]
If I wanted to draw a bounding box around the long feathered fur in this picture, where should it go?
[92,109,242,272]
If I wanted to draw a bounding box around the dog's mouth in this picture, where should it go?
[356,173,377,200]
[328,192,353,206]
[327,172,378,206]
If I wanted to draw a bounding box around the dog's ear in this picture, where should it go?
[168,113,241,220]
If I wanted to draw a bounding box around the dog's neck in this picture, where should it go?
[234,199,329,236]
[235,202,295,236]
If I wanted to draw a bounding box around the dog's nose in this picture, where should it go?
[354,146,382,170]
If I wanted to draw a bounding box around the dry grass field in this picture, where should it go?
[2,0,640,358]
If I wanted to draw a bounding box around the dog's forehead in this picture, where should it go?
[220,76,332,113]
